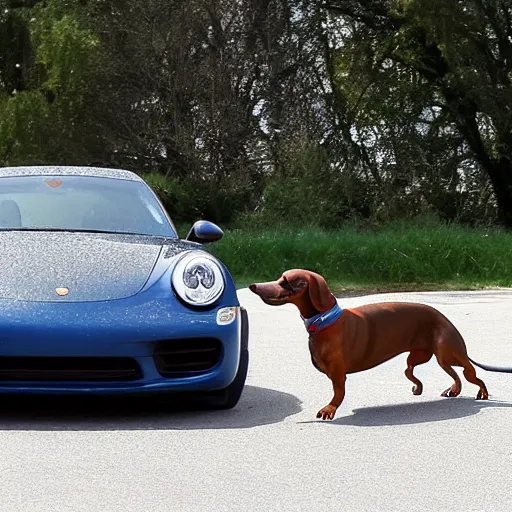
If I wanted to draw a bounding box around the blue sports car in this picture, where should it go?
[0,166,248,409]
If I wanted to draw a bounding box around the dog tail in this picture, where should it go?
[469,357,512,373]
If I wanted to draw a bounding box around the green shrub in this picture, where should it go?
[210,220,512,291]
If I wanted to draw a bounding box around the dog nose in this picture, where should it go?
[249,284,257,292]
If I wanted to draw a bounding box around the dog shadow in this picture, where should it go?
[326,397,512,427]
[0,385,302,432]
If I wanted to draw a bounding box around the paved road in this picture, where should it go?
[2,289,512,512]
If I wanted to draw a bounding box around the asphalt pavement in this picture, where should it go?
[1,288,512,512]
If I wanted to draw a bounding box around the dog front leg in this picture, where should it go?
[317,372,346,420]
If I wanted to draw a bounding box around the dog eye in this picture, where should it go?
[281,279,295,293]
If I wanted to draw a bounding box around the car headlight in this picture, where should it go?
[172,252,225,306]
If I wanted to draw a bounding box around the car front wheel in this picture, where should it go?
[207,307,249,410]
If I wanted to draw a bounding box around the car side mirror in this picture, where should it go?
[185,220,224,244]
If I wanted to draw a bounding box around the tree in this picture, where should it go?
[326,0,512,226]
[0,0,507,226]
[77,0,345,222]
[0,0,100,165]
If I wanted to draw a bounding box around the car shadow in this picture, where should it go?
[0,385,302,431]
[303,397,512,427]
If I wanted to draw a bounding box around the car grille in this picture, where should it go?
[0,357,142,382]
[154,338,222,377]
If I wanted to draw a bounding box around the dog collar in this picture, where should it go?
[301,301,343,333]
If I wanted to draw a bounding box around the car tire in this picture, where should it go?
[207,307,249,410]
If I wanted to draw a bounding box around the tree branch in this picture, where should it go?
[324,1,404,31]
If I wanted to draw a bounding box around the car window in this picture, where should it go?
[0,175,176,237]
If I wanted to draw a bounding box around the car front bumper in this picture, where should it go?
[0,293,244,395]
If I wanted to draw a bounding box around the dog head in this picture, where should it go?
[249,269,335,318]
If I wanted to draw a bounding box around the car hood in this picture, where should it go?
[0,231,195,302]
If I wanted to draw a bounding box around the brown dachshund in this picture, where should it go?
[249,269,512,420]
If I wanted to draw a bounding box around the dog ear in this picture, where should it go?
[307,272,334,313]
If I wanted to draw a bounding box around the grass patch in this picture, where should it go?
[208,221,512,293]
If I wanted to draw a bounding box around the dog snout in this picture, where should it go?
[249,282,277,299]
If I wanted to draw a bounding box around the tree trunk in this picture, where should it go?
[439,86,512,227]
[485,157,512,227]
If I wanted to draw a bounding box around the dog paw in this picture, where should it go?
[412,384,423,396]
[316,405,337,420]
[476,390,489,400]
[441,387,460,398]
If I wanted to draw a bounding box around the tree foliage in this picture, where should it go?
[0,0,100,164]
[0,0,510,226]
[327,0,512,225]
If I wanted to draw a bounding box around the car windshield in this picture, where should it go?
[0,175,177,237]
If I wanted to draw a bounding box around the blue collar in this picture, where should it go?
[301,300,343,333]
